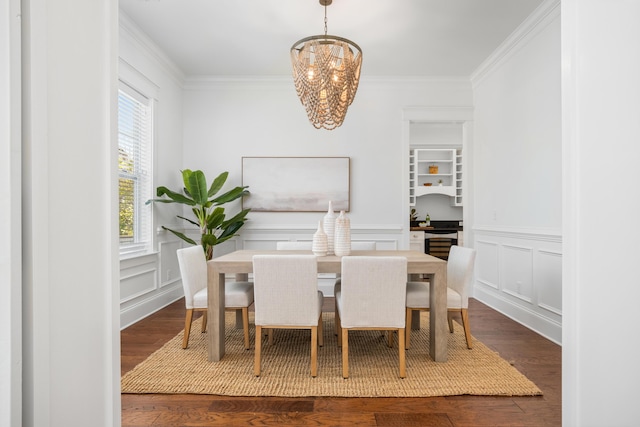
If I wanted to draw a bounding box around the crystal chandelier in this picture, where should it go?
[290,0,363,130]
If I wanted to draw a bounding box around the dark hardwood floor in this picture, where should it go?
[121,298,561,426]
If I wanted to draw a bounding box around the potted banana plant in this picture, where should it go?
[146,169,250,260]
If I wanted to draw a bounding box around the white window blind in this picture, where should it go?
[118,83,153,256]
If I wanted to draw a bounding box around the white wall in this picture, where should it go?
[1,0,21,425]
[562,1,640,426]
[21,0,119,425]
[470,3,562,343]
[182,77,472,240]
[180,78,472,296]
[118,15,187,328]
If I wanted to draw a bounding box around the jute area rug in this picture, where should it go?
[121,312,542,397]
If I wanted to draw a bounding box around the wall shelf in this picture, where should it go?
[409,148,462,206]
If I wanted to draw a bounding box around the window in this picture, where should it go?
[118,83,153,256]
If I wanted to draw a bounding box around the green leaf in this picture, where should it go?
[161,226,197,245]
[208,171,229,198]
[212,186,250,205]
[181,169,194,189]
[176,215,198,227]
[201,233,218,247]
[217,220,244,240]
[221,208,250,227]
[205,207,225,231]
[152,186,196,205]
[186,170,209,206]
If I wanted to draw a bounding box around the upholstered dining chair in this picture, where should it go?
[333,241,376,312]
[335,256,408,379]
[176,245,254,350]
[276,241,313,250]
[405,245,476,349]
[252,254,324,377]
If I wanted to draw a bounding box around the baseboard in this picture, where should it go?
[473,287,562,345]
[120,286,184,330]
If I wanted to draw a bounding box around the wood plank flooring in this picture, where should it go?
[121,298,561,426]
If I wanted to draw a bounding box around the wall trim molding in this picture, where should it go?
[241,223,404,233]
[470,0,560,88]
[474,288,561,345]
[120,285,183,330]
[473,226,562,345]
[119,12,185,86]
[473,225,561,242]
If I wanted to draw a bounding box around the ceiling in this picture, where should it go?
[119,0,545,78]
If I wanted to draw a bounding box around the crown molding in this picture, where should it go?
[118,12,185,87]
[470,0,560,88]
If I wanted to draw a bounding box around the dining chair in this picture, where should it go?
[333,241,376,290]
[333,241,376,312]
[252,254,324,377]
[276,241,313,250]
[176,245,254,350]
[335,256,407,379]
[405,245,476,349]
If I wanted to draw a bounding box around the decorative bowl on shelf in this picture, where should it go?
[423,183,432,186]
[419,222,427,227]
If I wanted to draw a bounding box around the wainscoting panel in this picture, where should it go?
[159,240,183,288]
[475,240,500,290]
[536,249,562,315]
[502,244,533,303]
[120,253,158,303]
[473,227,562,344]
[120,240,184,329]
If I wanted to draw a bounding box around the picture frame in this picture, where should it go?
[241,157,350,212]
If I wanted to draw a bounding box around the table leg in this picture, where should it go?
[408,273,422,330]
[430,265,448,362]
[411,310,421,330]
[207,263,226,362]
[234,273,249,329]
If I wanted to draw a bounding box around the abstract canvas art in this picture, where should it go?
[242,157,350,212]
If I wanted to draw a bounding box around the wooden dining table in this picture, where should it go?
[206,249,449,362]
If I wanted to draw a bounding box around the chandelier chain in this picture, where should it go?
[324,3,328,36]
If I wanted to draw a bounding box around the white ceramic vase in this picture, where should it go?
[334,210,351,256]
[312,220,328,256]
[323,201,336,255]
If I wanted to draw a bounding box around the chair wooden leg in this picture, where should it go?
[342,329,349,379]
[405,308,412,350]
[387,330,394,348]
[334,298,339,336]
[254,325,262,376]
[461,308,473,349]
[336,309,342,347]
[242,307,250,350]
[311,326,318,377]
[201,310,207,333]
[182,309,194,349]
[318,315,324,347]
[448,311,454,333]
[398,327,406,378]
[268,329,274,345]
